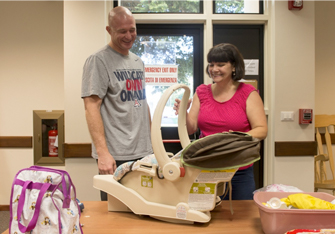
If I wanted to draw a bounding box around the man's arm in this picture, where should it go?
[83,95,117,174]
[147,105,151,129]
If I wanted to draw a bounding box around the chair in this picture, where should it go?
[314,115,335,195]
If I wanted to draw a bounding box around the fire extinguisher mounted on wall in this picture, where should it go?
[48,125,58,157]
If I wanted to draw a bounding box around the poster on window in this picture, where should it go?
[145,64,178,85]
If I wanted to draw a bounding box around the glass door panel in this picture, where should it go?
[131,36,194,126]
[130,24,203,153]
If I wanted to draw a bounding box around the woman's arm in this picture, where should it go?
[246,91,268,140]
[173,93,200,135]
[186,93,200,135]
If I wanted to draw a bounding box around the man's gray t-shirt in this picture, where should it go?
[81,45,153,161]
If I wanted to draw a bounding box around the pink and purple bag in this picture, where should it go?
[9,166,83,234]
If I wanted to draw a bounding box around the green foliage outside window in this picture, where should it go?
[121,0,245,14]
[131,35,194,96]
[215,0,244,13]
[121,0,201,13]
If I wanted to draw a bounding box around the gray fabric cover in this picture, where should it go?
[181,132,260,170]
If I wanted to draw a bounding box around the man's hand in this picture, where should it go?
[98,153,117,175]
[84,96,117,174]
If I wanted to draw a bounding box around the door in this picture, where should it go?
[131,24,203,154]
[213,24,265,189]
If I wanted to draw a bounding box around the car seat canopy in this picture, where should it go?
[181,132,261,170]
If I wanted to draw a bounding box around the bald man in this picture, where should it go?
[82,7,153,200]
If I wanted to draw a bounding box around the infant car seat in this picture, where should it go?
[93,84,260,224]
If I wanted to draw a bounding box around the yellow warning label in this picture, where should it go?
[141,175,153,188]
[189,183,215,194]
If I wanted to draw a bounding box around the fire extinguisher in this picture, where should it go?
[48,127,58,157]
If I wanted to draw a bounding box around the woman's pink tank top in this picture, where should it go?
[197,83,256,170]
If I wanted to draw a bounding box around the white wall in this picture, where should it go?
[63,1,106,201]
[271,1,315,191]
[0,1,64,204]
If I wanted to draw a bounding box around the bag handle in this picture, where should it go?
[17,181,52,233]
[29,166,72,208]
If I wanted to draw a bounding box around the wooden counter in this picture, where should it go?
[2,200,264,234]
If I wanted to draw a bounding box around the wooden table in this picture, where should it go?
[2,200,264,234]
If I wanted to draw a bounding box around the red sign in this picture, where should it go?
[145,65,178,85]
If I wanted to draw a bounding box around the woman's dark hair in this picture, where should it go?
[206,43,245,81]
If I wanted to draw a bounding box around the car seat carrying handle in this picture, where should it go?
[151,84,191,181]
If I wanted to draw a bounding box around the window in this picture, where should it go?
[128,24,203,154]
[214,0,263,14]
[118,0,202,13]
[132,36,194,126]
[131,24,203,127]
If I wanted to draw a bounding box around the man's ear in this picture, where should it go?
[106,26,111,35]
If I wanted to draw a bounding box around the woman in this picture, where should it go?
[174,43,267,200]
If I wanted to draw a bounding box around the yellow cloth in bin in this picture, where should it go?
[281,193,335,210]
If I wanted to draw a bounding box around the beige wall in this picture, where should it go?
[1,1,333,205]
[315,1,335,115]
[0,1,64,204]
[314,1,335,194]
[63,1,106,201]
[271,1,315,191]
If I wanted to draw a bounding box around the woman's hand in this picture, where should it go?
[173,98,192,115]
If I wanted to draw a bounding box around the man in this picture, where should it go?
[81,6,153,200]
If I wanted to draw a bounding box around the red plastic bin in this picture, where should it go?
[253,192,335,234]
